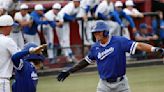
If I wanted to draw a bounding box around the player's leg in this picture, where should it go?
[0,79,10,92]
[106,21,121,36]
[97,79,111,92]
[17,32,25,49]
[24,34,35,44]
[34,33,41,45]
[115,76,131,92]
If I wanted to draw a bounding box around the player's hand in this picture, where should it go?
[57,70,70,82]
[30,44,47,54]
[154,47,164,56]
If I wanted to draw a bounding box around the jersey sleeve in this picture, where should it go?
[11,50,30,70]
[14,12,21,21]
[120,37,138,54]
[7,38,20,55]
[85,47,96,64]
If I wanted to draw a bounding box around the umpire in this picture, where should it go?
[57,20,164,92]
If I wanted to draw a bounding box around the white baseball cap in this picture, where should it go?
[52,3,61,9]
[125,0,134,6]
[115,1,123,7]
[20,4,29,10]
[34,4,44,10]
[0,15,14,26]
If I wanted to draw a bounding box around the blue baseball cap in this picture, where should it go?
[139,23,147,29]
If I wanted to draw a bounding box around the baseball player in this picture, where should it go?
[10,4,31,49]
[30,4,49,45]
[12,43,47,92]
[123,0,144,18]
[56,0,80,62]
[77,0,100,45]
[111,1,137,39]
[13,4,33,46]
[95,0,121,36]
[57,21,164,92]
[39,3,61,63]
[0,15,19,92]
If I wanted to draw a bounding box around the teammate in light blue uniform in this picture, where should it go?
[57,20,164,92]
[11,43,47,92]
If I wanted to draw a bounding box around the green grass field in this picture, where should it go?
[37,65,164,92]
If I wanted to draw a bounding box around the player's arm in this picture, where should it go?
[136,42,164,54]
[57,59,90,82]
[11,44,47,70]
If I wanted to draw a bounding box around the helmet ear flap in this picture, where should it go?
[103,30,109,37]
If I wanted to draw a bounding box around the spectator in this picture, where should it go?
[152,11,164,44]
[135,23,158,41]
[30,4,49,45]
[95,0,121,36]
[40,3,62,63]
[56,0,80,62]
[111,1,137,39]
[123,0,144,18]
[77,0,100,45]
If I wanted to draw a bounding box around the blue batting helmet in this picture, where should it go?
[23,43,45,61]
[92,20,109,37]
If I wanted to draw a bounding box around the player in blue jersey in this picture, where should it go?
[57,20,164,92]
[11,43,47,92]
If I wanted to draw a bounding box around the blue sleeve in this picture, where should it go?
[119,37,136,54]
[49,21,56,28]
[11,50,29,70]
[98,12,108,20]
[152,19,157,34]
[92,5,98,13]
[31,12,49,25]
[85,5,90,13]
[63,13,75,22]
[122,11,135,28]
[111,11,124,27]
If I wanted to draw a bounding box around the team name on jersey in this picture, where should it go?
[97,47,114,60]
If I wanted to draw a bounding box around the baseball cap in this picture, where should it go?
[20,4,29,10]
[0,15,14,26]
[115,1,123,7]
[125,0,134,6]
[34,4,44,10]
[52,3,61,9]
[139,23,147,29]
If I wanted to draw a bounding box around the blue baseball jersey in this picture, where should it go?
[11,50,38,92]
[85,36,137,79]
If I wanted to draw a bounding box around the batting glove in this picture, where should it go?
[154,47,164,56]
[57,69,70,82]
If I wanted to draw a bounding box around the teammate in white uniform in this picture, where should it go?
[95,0,121,36]
[123,0,144,18]
[56,0,80,62]
[0,15,19,92]
[41,3,61,63]
[10,4,31,49]
[77,0,100,45]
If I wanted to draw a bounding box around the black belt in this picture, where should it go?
[105,76,124,83]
